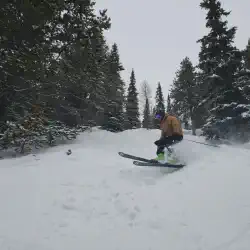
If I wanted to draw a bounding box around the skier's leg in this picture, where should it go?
[164,135,183,153]
[154,135,183,162]
[156,144,165,156]
[154,137,175,162]
[167,135,183,147]
[155,137,172,155]
[166,135,183,163]
[155,137,176,148]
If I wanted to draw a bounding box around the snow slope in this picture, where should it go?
[1,128,250,250]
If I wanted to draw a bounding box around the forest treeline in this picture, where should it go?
[1,0,250,154]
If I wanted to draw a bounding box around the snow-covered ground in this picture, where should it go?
[1,128,250,250]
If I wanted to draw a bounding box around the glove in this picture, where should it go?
[154,139,163,146]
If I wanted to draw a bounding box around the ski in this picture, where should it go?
[118,152,158,163]
[119,151,186,168]
[133,160,185,168]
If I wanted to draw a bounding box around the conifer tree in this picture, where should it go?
[153,82,165,128]
[102,43,125,132]
[57,32,110,126]
[0,0,130,152]
[155,82,165,112]
[170,57,198,135]
[167,94,171,112]
[197,0,248,140]
[140,80,152,129]
[142,98,151,129]
[245,38,250,70]
[0,0,112,128]
[236,39,250,102]
[125,69,140,129]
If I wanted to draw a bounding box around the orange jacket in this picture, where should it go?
[160,115,183,137]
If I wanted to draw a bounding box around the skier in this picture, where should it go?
[153,111,183,163]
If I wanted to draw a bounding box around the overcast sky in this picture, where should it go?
[95,0,249,102]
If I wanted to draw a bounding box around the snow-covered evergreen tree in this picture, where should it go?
[102,43,126,132]
[245,38,250,70]
[155,82,165,112]
[125,69,140,129]
[170,57,198,135]
[197,0,249,141]
[0,0,128,152]
[140,80,153,129]
[237,39,250,102]
[142,98,151,129]
[153,82,165,128]
[167,94,172,112]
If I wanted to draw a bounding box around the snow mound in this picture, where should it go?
[0,128,250,250]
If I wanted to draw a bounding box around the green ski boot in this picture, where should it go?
[154,153,165,163]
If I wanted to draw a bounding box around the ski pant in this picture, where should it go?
[154,134,183,155]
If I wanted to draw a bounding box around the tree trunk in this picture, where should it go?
[190,109,196,135]
[191,119,196,135]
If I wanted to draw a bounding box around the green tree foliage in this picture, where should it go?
[101,43,126,132]
[153,82,165,128]
[142,98,151,129]
[125,69,140,129]
[141,80,153,129]
[196,0,249,141]
[167,94,172,113]
[170,57,200,135]
[0,0,130,152]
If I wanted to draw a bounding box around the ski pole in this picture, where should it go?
[185,139,220,148]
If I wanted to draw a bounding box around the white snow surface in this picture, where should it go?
[1,128,250,250]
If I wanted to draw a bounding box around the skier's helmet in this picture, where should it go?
[155,110,166,120]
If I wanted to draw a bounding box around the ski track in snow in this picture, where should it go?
[0,128,250,250]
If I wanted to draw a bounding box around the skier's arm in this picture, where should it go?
[160,129,164,139]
